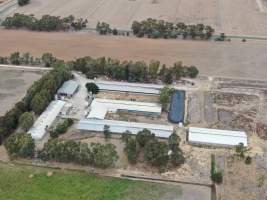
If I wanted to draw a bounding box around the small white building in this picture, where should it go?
[28,100,66,140]
[87,98,162,119]
[188,127,248,147]
[77,118,173,138]
[57,80,79,98]
[94,80,163,95]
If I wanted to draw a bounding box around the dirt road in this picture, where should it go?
[1,29,267,80]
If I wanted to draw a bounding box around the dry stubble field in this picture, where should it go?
[1,29,267,80]
[14,0,267,36]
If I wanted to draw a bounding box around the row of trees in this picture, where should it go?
[70,57,199,84]
[39,139,118,168]
[0,61,72,143]
[0,52,57,67]
[2,13,87,31]
[121,129,185,169]
[131,18,215,40]
[96,22,130,36]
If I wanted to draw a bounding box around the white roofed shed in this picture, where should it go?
[188,127,248,147]
[28,100,65,140]
[77,119,173,138]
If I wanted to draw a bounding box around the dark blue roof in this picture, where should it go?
[168,90,185,123]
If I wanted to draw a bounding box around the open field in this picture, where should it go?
[0,162,212,200]
[1,29,267,80]
[0,68,42,116]
[13,0,267,36]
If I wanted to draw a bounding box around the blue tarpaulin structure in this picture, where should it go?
[168,90,185,123]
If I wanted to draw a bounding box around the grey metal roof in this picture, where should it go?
[57,80,79,95]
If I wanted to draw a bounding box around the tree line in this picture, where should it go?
[39,139,118,168]
[70,57,199,84]
[0,52,57,67]
[2,13,87,31]
[131,18,215,39]
[122,129,185,170]
[0,61,72,143]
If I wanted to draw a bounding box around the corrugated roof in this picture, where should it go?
[28,100,66,140]
[77,119,173,138]
[188,127,248,147]
[94,80,163,94]
[168,90,185,123]
[57,80,79,95]
[87,98,162,119]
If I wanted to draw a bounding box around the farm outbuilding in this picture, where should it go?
[57,80,79,98]
[28,100,66,140]
[87,98,162,119]
[188,127,248,147]
[168,90,185,123]
[77,119,173,138]
[94,80,163,94]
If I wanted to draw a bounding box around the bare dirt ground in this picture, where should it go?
[1,29,267,80]
[0,68,42,116]
[12,0,267,36]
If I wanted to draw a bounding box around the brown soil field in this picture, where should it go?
[0,68,42,116]
[13,0,267,36]
[1,29,267,80]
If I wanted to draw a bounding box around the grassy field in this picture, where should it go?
[0,163,182,200]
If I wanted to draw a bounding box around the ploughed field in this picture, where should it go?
[0,68,42,116]
[1,29,267,80]
[14,0,267,36]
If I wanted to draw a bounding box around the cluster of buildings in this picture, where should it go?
[28,78,248,147]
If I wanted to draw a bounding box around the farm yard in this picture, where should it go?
[0,68,42,116]
[1,29,267,80]
[13,0,267,36]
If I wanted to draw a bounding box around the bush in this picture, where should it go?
[4,133,35,158]
[210,154,223,184]
[18,0,30,6]
[85,82,99,94]
[50,118,73,138]
[245,156,252,165]
[19,112,34,132]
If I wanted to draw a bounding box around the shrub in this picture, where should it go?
[18,0,30,6]
[85,82,99,94]
[50,118,73,138]
[4,133,35,158]
[245,156,252,165]
[19,112,34,132]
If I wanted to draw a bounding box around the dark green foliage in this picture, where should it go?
[72,56,199,84]
[144,139,169,167]
[18,0,30,6]
[131,18,214,40]
[96,22,111,35]
[122,129,185,169]
[245,156,252,165]
[4,133,35,158]
[39,139,118,168]
[19,112,34,132]
[2,13,87,31]
[10,52,20,65]
[85,82,99,94]
[50,118,73,138]
[136,129,155,148]
[41,52,57,67]
[235,143,248,159]
[210,154,223,184]
[30,94,49,115]
[159,86,175,110]
[103,124,111,140]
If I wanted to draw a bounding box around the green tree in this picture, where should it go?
[159,86,174,110]
[144,139,169,167]
[85,82,99,94]
[103,124,111,140]
[124,137,138,164]
[4,133,35,158]
[136,129,155,148]
[18,0,30,6]
[163,69,173,84]
[187,66,199,78]
[10,52,20,65]
[41,52,56,67]
[19,112,34,132]
[30,93,48,114]
[235,143,248,159]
